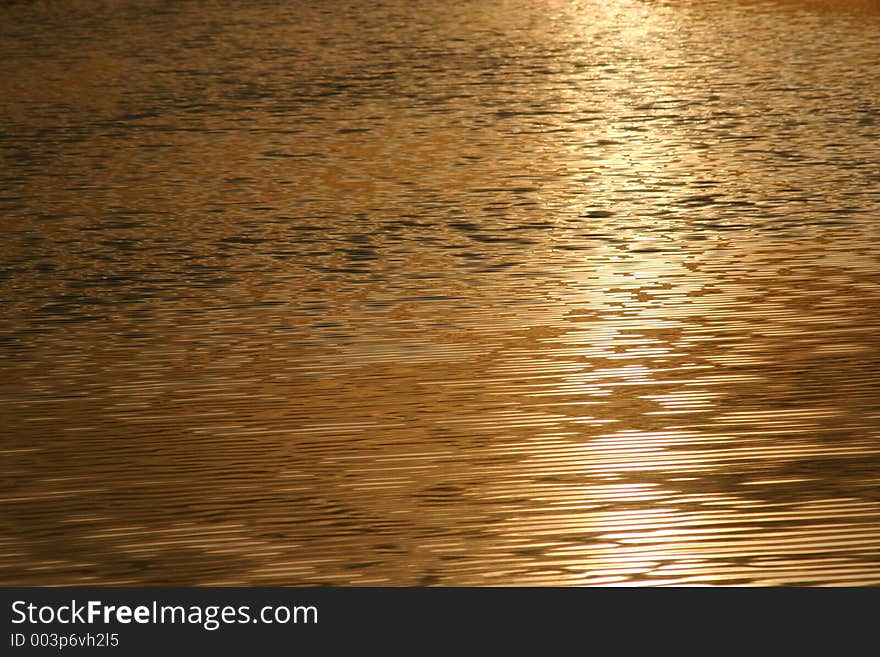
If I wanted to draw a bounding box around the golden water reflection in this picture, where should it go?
[2,0,880,585]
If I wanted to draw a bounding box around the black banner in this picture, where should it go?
[0,586,873,654]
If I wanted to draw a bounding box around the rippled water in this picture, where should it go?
[2,0,880,586]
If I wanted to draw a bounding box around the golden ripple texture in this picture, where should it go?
[1,0,880,585]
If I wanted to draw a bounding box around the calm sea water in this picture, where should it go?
[2,0,880,585]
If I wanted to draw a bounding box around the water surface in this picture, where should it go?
[2,0,880,585]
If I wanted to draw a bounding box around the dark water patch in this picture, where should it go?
[219,237,271,245]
